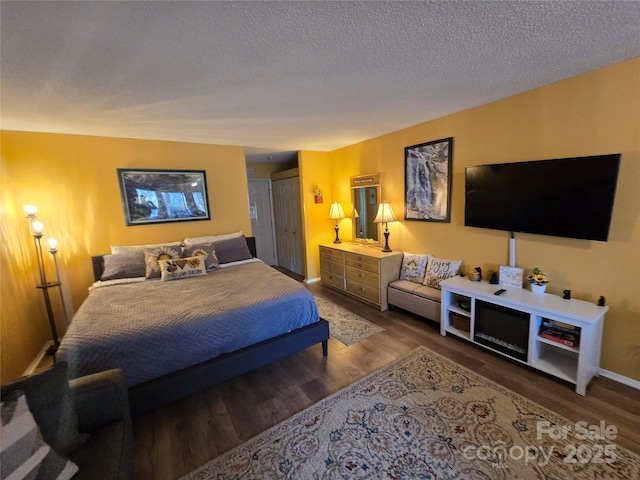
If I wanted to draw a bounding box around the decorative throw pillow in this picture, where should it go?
[100,251,146,281]
[399,252,429,283]
[183,243,218,270]
[422,256,462,289]
[143,245,183,279]
[1,391,79,480]
[183,231,243,246]
[214,236,253,264]
[0,362,88,456]
[159,256,207,281]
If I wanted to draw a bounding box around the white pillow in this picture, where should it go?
[399,252,429,283]
[159,256,207,281]
[110,241,183,255]
[422,256,462,289]
[183,230,244,246]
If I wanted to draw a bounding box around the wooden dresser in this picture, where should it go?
[319,243,403,311]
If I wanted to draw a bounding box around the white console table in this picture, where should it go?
[439,276,607,395]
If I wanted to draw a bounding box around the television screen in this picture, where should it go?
[464,154,620,241]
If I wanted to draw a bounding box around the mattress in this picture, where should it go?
[56,261,319,386]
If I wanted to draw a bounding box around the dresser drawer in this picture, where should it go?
[345,265,380,289]
[346,280,380,304]
[320,246,345,263]
[321,270,345,289]
[345,252,379,274]
[322,260,345,276]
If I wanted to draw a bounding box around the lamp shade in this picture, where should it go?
[329,202,346,220]
[373,202,397,224]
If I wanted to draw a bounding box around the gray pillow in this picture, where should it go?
[214,236,252,264]
[100,252,146,280]
[0,362,88,456]
[183,243,219,270]
[1,391,79,479]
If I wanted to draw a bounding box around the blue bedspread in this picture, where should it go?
[56,261,319,386]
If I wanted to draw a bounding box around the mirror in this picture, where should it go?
[350,173,381,242]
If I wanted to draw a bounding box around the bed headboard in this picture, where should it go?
[91,236,258,282]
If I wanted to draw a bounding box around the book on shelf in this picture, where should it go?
[540,327,580,347]
[542,319,581,334]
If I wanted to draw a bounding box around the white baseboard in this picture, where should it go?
[305,277,320,284]
[23,342,52,376]
[599,368,640,390]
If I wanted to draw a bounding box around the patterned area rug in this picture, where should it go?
[181,346,640,480]
[314,294,384,346]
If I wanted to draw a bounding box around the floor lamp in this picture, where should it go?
[24,205,67,355]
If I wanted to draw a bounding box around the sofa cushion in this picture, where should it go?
[399,252,429,283]
[389,280,441,302]
[1,391,79,480]
[412,285,442,302]
[422,256,462,289]
[0,362,88,456]
[389,279,423,293]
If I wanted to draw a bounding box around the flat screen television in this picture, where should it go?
[464,154,621,241]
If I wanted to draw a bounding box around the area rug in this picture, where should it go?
[181,346,639,480]
[314,294,384,346]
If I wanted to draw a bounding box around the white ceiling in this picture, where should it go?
[2,1,639,163]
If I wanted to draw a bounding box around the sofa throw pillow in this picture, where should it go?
[399,252,429,283]
[159,256,207,281]
[143,245,183,279]
[1,391,79,480]
[214,236,253,264]
[0,362,88,456]
[422,256,462,289]
[183,243,219,270]
[100,251,146,281]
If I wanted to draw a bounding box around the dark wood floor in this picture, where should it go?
[133,281,640,479]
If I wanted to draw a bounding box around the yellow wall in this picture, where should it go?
[320,58,640,380]
[1,132,251,381]
[298,150,333,280]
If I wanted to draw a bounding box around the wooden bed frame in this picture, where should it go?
[89,236,329,417]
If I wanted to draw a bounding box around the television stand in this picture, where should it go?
[439,276,607,395]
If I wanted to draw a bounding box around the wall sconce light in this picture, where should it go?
[313,185,324,204]
[24,205,68,355]
[373,201,397,252]
[328,201,346,243]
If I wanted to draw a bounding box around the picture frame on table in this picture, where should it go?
[404,137,453,222]
[117,168,210,226]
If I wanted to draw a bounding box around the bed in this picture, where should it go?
[56,236,329,416]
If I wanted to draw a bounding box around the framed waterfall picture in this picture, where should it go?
[117,168,210,226]
[404,137,453,222]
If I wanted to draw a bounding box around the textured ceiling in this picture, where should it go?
[1,1,639,162]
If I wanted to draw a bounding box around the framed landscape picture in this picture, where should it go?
[404,137,453,222]
[117,168,210,226]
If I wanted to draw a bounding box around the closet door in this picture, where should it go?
[272,176,303,275]
[247,178,276,266]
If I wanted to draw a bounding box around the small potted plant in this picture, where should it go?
[527,267,549,295]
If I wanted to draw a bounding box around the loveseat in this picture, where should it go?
[1,361,134,480]
[387,252,462,324]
